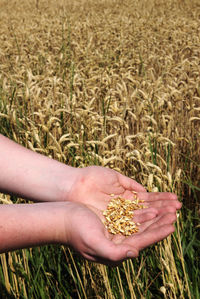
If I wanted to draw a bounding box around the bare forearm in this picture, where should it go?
[0,202,67,253]
[0,134,77,202]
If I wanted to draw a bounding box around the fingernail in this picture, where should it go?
[126,251,135,258]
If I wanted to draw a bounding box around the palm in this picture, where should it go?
[67,166,181,214]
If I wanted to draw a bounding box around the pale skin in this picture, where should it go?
[0,134,182,265]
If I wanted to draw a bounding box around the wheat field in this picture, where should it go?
[0,0,200,298]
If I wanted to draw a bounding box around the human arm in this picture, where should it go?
[0,133,77,202]
[0,201,176,265]
[0,202,66,253]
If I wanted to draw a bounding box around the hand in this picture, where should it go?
[0,135,182,214]
[65,166,182,215]
[65,201,177,266]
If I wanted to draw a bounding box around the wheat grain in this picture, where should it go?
[102,194,146,236]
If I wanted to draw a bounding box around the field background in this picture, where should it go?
[0,0,200,298]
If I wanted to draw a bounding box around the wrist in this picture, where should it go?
[54,164,80,202]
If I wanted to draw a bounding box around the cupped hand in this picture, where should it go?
[64,201,177,266]
[65,166,182,215]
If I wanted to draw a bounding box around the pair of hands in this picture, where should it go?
[0,134,181,265]
[61,166,181,265]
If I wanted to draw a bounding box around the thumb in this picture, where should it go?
[92,234,139,262]
[117,172,146,193]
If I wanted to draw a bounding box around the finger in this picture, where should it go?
[144,200,182,210]
[139,212,177,233]
[86,229,139,263]
[138,192,178,202]
[82,250,132,267]
[117,172,146,192]
[134,206,177,215]
[151,206,180,214]
[143,213,177,231]
[123,224,175,251]
[83,244,138,266]
[133,210,158,224]
[133,207,158,215]
[96,238,138,262]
